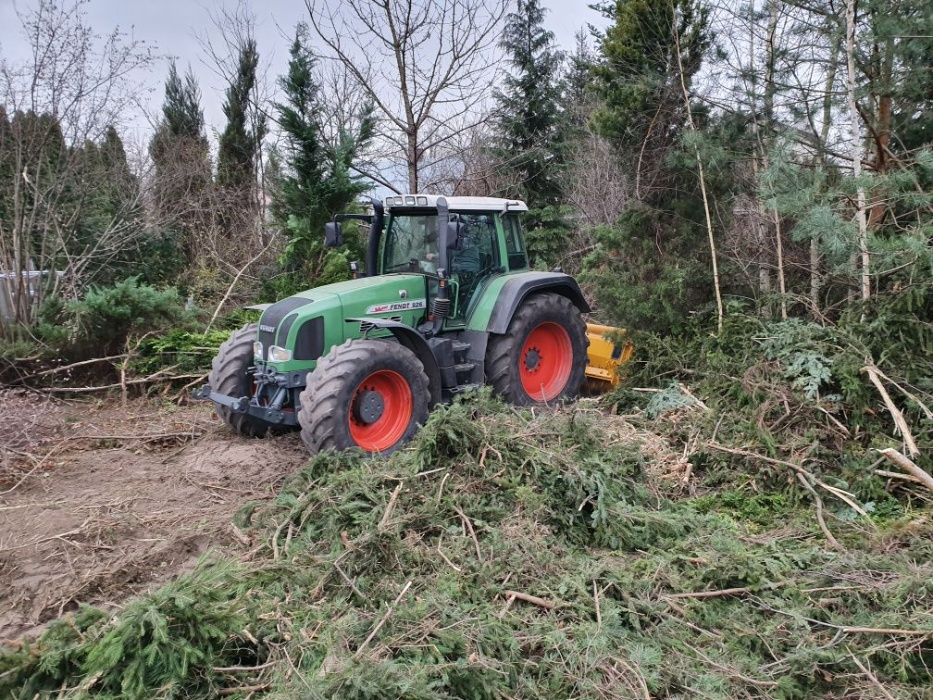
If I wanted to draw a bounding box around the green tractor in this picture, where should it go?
[199,195,591,455]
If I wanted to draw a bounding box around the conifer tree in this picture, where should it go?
[494,0,564,208]
[216,39,265,191]
[584,0,719,333]
[492,0,569,267]
[271,28,373,293]
[148,61,211,267]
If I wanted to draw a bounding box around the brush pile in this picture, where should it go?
[2,393,931,699]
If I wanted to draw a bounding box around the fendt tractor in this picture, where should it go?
[199,195,630,455]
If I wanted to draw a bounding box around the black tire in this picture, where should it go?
[486,292,588,406]
[297,339,430,455]
[208,324,279,437]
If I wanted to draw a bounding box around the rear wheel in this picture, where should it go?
[486,293,588,406]
[209,324,281,437]
[298,339,430,455]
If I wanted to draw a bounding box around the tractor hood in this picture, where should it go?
[254,274,428,373]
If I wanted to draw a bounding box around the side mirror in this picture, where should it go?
[446,219,463,251]
[324,221,343,247]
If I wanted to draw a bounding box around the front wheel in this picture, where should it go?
[297,339,430,455]
[208,323,284,437]
[486,293,588,406]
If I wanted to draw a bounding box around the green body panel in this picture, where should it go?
[463,270,535,332]
[257,274,427,373]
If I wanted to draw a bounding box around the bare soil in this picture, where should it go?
[0,389,308,641]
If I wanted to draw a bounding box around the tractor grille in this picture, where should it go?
[359,316,401,334]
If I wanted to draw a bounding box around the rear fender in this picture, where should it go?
[344,318,442,406]
[485,272,590,334]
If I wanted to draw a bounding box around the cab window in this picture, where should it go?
[503,214,528,270]
[383,214,439,274]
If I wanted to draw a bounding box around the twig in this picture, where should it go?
[666,586,754,600]
[454,505,483,562]
[878,448,933,495]
[213,660,277,673]
[862,365,920,457]
[848,651,896,700]
[436,536,462,573]
[677,382,709,411]
[502,589,557,610]
[354,580,412,658]
[593,580,602,629]
[378,483,403,532]
[333,561,365,601]
[796,473,842,550]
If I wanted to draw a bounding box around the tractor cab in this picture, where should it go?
[329,195,530,325]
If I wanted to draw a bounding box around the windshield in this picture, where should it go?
[382,214,440,274]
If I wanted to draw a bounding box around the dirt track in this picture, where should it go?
[0,390,308,641]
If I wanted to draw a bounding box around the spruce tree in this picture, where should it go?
[494,0,564,207]
[216,39,265,191]
[584,0,720,333]
[493,0,569,267]
[271,28,373,293]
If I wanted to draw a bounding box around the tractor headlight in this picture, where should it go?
[268,345,292,363]
[416,196,428,205]
[253,341,263,359]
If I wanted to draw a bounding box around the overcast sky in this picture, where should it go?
[0,0,608,142]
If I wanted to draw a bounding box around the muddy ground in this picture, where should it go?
[0,390,308,641]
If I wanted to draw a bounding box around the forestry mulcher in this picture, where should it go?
[199,195,631,455]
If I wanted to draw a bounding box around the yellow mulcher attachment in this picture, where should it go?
[585,323,634,390]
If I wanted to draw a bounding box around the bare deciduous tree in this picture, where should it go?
[0,0,154,333]
[304,0,507,193]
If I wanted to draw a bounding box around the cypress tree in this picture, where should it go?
[148,61,211,269]
[217,39,265,191]
[271,28,373,293]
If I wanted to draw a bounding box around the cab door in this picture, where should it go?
[446,212,502,323]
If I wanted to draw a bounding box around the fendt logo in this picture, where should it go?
[366,299,426,315]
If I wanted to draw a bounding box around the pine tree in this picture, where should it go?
[271,28,374,294]
[216,39,265,191]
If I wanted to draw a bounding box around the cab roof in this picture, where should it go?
[383,194,528,213]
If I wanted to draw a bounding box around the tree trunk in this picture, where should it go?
[845,0,871,303]
[674,16,724,334]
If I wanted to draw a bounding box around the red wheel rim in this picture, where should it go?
[348,369,413,452]
[519,322,573,402]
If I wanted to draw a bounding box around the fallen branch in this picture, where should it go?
[796,472,842,550]
[706,442,871,520]
[502,589,558,610]
[11,354,125,383]
[37,371,204,394]
[862,365,920,457]
[878,448,933,495]
[354,580,412,658]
